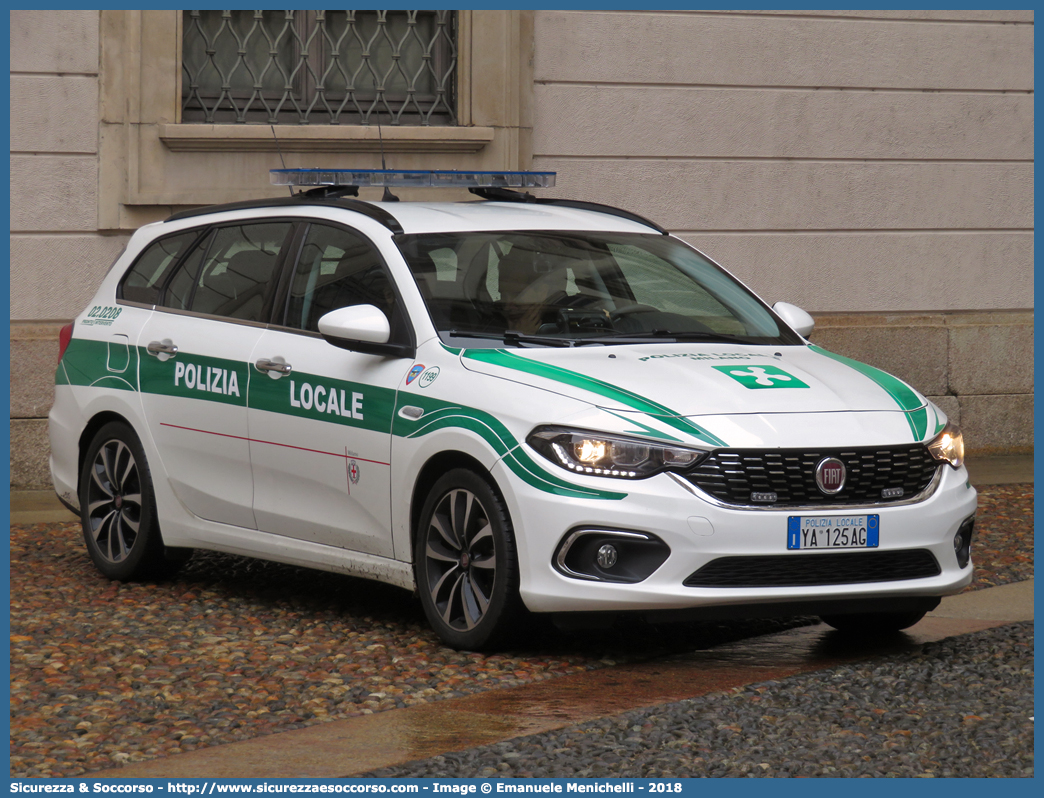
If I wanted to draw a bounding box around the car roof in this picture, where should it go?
[163,196,666,237]
[372,201,660,235]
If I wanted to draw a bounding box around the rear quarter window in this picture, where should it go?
[118,231,201,305]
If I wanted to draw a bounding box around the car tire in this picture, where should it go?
[414,468,523,651]
[819,609,928,634]
[79,421,188,581]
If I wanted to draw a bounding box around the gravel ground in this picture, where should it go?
[367,621,1035,778]
[7,534,804,776]
[9,483,1033,777]
[967,483,1034,590]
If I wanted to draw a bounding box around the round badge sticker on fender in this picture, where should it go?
[418,366,440,388]
[406,364,425,385]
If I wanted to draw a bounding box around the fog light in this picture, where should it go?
[596,544,618,569]
[554,529,671,583]
[954,517,974,569]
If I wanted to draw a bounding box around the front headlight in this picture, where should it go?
[527,426,708,479]
[927,421,965,468]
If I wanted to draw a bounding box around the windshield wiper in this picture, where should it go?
[446,329,759,347]
[584,330,755,345]
[446,330,584,348]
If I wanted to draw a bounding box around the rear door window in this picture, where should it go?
[160,222,295,322]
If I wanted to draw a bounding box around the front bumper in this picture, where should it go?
[494,457,977,614]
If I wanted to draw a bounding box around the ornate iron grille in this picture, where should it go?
[683,444,940,507]
[683,550,942,588]
[182,10,457,125]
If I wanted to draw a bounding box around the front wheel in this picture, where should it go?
[819,609,928,634]
[79,421,188,581]
[414,469,522,650]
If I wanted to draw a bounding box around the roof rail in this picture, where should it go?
[165,196,404,234]
[468,187,668,235]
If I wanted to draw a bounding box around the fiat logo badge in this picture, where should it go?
[815,457,846,494]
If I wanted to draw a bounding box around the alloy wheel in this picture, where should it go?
[423,488,498,631]
[85,439,143,564]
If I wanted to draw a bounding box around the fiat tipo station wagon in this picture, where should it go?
[49,170,976,649]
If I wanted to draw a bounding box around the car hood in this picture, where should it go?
[458,343,937,445]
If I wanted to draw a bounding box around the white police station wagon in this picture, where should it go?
[49,169,976,650]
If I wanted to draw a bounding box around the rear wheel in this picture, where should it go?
[79,421,188,581]
[819,609,928,634]
[414,469,522,650]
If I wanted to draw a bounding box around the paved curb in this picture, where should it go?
[928,578,1034,622]
[10,490,78,526]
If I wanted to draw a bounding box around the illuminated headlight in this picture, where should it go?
[527,426,708,479]
[927,422,965,468]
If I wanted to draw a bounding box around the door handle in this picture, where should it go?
[146,340,178,358]
[256,358,293,376]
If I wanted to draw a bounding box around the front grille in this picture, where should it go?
[684,445,939,507]
[684,549,941,588]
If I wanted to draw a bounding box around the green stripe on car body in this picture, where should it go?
[808,344,929,441]
[250,367,396,434]
[906,407,930,442]
[398,404,626,500]
[403,405,515,456]
[60,338,140,393]
[504,447,628,501]
[140,342,398,432]
[60,338,621,501]
[460,348,727,447]
[55,360,70,387]
[139,347,251,409]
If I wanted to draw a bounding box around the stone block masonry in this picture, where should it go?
[809,310,1033,456]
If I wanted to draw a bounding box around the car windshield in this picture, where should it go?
[395,231,802,347]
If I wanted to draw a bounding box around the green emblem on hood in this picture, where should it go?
[713,365,809,389]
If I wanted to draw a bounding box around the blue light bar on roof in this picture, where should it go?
[270,168,556,189]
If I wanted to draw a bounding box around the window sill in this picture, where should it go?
[159,124,495,153]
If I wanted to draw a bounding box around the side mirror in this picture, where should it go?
[317,305,414,358]
[773,301,815,338]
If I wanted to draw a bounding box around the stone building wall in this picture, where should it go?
[530,9,1033,313]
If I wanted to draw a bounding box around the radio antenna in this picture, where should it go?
[271,125,293,196]
[377,118,399,202]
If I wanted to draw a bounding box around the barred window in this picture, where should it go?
[181,10,457,126]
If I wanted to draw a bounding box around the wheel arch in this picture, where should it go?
[77,411,138,494]
[409,450,507,559]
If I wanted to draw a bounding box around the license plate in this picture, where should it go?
[787,514,879,550]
